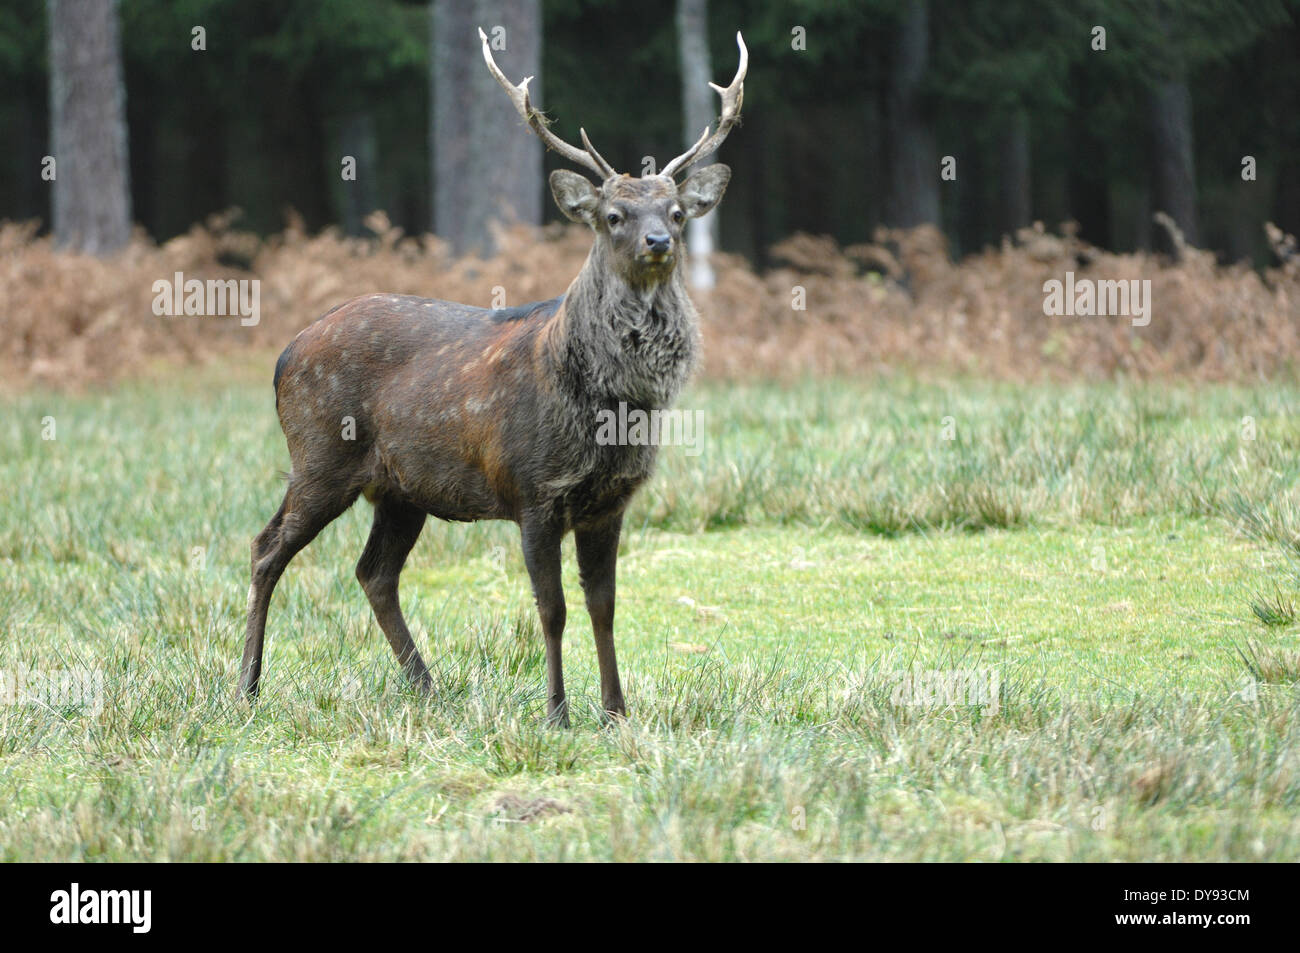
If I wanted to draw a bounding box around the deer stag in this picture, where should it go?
[239,29,746,726]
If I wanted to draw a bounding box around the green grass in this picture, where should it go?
[2,360,1300,860]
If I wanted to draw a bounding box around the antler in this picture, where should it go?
[662,31,747,180]
[478,27,616,181]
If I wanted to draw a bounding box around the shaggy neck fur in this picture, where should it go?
[547,239,700,412]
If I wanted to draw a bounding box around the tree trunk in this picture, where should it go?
[1067,63,1110,248]
[434,0,543,256]
[884,0,939,228]
[10,82,45,221]
[47,0,132,255]
[1148,78,1199,252]
[338,110,378,237]
[677,0,717,289]
[997,106,1031,236]
[953,115,983,256]
[432,0,472,243]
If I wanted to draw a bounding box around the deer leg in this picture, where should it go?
[520,515,568,727]
[576,514,626,720]
[240,482,354,700]
[356,497,431,693]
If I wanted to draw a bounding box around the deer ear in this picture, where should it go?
[550,170,600,224]
[679,164,731,218]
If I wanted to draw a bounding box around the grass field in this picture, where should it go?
[3,359,1300,860]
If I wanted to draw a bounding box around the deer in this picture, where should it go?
[239,29,746,727]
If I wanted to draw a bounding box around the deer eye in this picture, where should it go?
[606,213,621,227]
[671,209,685,224]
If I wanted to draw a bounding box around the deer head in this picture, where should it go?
[480,28,746,284]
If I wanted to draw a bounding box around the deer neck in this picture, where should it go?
[547,242,700,409]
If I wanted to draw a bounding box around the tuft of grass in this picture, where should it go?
[1236,640,1300,685]
[1251,589,1298,629]
[1226,493,1300,558]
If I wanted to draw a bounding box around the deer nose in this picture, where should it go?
[645,233,672,254]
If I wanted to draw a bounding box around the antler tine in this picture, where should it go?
[478,27,616,180]
[579,128,616,180]
[661,31,748,179]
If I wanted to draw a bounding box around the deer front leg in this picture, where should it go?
[575,514,625,720]
[520,515,568,727]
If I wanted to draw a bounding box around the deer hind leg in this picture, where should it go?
[355,497,432,693]
[240,478,356,700]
